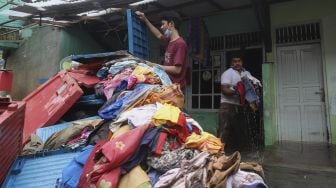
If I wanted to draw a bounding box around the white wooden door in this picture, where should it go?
[277,44,327,142]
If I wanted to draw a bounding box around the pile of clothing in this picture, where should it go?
[23,51,267,188]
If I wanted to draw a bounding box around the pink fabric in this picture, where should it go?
[102,68,133,100]
[127,75,138,90]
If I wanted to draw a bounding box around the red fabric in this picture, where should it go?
[67,71,100,88]
[236,81,245,105]
[165,112,189,143]
[86,125,149,186]
[96,167,121,188]
[176,112,189,142]
[160,36,188,89]
[153,132,168,156]
[168,138,182,151]
[78,141,107,188]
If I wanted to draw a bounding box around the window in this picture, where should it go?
[190,51,223,110]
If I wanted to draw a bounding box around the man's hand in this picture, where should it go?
[135,11,147,22]
[135,11,162,39]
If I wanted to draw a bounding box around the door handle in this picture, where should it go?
[315,88,325,102]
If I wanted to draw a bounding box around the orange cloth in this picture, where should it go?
[157,84,185,109]
[185,132,224,154]
[125,91,169,111]
[126,84,184,110]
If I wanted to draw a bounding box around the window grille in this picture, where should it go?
[276,22,320,44]
[210,31,262,51]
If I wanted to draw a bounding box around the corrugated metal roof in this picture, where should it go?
[3,150,80,188]
[10,0,140,23]
[0,0,24,29]
[0,0,272,29]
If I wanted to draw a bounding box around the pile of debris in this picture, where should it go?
[3,51,267,188]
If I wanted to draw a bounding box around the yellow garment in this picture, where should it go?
[118,166,150,188]
[185,132,224,154]
[131,65,154,82]
[152,103,181,126]
[110,124,131,140]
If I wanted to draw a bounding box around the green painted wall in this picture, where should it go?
[322,15,336,143]
[203,8,259,36]
[6,26,104,99]
[6,26,62,100]
[269,0,336,144]
[189,112,219,135]
[59,27,104,63]
[262,63,277,145]
[20,28,33,39]
[271,0,335,25]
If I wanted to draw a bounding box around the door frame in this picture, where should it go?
[275,42,330,143]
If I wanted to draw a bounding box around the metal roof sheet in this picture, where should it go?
[0,0,24,28]
[35,116,100,143]
[3,150,80,188]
